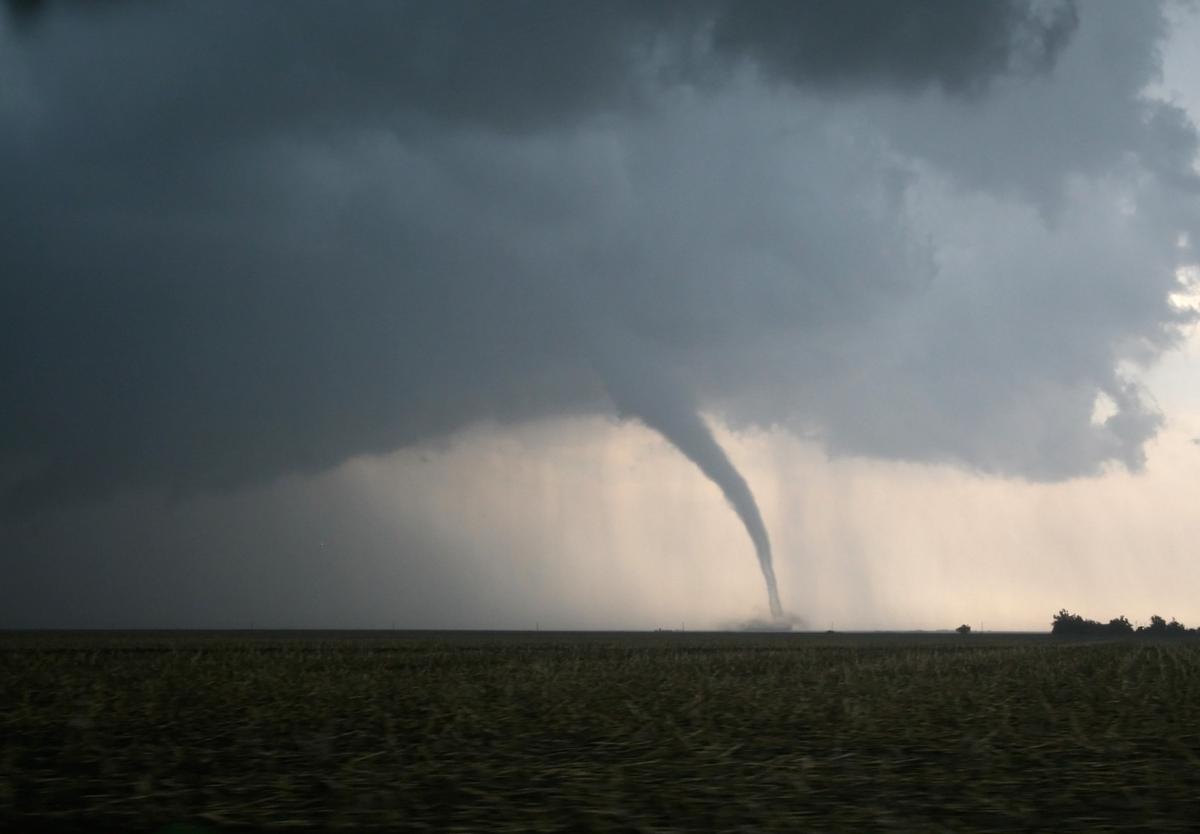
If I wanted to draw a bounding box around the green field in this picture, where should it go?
[4,630,1200,832]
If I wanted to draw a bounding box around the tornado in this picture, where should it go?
[598,352,785,619]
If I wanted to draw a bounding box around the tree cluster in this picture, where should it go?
[1051,610,1195,637]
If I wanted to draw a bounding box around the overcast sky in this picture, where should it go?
[3,0,1199,630]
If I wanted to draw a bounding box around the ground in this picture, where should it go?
[4,630,1200,832]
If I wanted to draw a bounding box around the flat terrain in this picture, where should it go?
[3,630,1200,832]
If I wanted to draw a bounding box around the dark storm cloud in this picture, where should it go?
[4,0,1078,135]
[711,0,1078,94]
[1,0,1196,519]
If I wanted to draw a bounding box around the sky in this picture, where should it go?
[2,0,1199,631]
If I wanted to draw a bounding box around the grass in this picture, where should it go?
[3,630,1200,831]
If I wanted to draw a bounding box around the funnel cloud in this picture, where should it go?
[597,344,784,617]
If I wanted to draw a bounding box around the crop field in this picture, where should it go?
[3,630,1200,832]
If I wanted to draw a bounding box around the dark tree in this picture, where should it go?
[1052,610,1136,637]
[1054,611,1194,638]
[1052,609,1087,635]
[1107,616,1134,635]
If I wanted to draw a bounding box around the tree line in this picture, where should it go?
[1050,610,1197,637]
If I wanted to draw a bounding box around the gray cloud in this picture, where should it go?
[711,0,1079,94]
[1,0,1196,525]
[3,1,1079,129]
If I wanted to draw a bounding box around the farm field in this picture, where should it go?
[3,630,1200,832]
